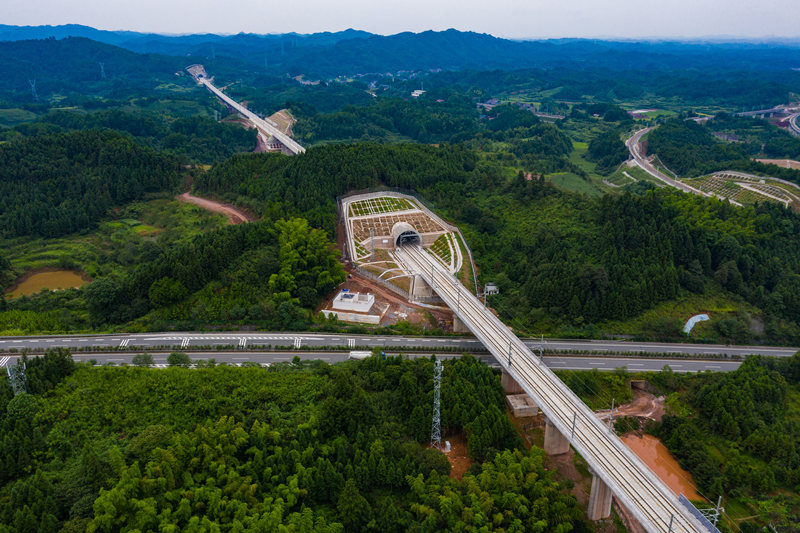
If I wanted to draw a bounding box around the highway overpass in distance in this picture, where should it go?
[789,112,800,136]
[186,64,305,155]
[396,244,707,532]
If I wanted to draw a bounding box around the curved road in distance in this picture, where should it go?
[789,112,800,136]
[0,331,795,358]
[626,128,716,198]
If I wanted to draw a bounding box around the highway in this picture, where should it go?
[0,350,743,373]
[187,65,305,155]
[625,128,730,204]
[396,244,706,532]
[0,331,794,357]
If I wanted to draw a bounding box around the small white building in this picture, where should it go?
[484,283,499,295]
[332,290,375,313]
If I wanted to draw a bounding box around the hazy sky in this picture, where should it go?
[3,0,799,39]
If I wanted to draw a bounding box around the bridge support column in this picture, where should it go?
[587,472,613,521]
[543,418,570,455]
[500,370,524,394]
[410,275,434,298]
[453,315,470,333]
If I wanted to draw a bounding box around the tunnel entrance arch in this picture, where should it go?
[392,222,421,247]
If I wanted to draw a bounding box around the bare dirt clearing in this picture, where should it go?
[177,193,255,225]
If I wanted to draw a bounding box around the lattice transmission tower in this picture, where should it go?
[430,358,443,450]
[7,361,27,396]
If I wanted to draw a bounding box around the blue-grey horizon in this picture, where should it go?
[2,0,799,40]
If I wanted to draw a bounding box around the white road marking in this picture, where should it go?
[239,338,247,348]
[181,338,190,349]
[348,338,355,348]
[294,337,301,348]
[0,356,10,367]
[119,339,130,348]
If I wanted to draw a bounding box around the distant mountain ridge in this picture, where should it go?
[1,24,799,81]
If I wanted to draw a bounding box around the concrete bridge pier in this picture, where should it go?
[500,369,524,394]
[587,470,613,520]
[543,417,570,455]
[453,315,470,333]
[410,274,434,298]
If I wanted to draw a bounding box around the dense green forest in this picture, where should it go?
[193,143,477,235]
[0,129,180,238]
[0,351,588,532]
[424,170,800,343]
[647,118,800,179]
[292,93,480,144]
[4,110,257,163]
[650,354,800,531]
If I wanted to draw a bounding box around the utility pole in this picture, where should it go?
[99,62,106,79]
[430,359,443,450]
[608,398,615,433]
[370,228,374,261]
[28,79,38,101]
[532,334,546,363]
[700,496,724,530]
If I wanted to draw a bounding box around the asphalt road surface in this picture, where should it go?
[0,350,744,373]
[0,331,795,358]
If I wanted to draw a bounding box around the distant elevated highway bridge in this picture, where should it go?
[789,112,800,136]
[735,106,786,118]
[396,244,708,532]
[186,64,305,155]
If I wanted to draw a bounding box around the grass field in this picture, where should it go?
[0,107,38,126]
[546,141,611,197]
[2,197,226,282]
[349,196,416,217]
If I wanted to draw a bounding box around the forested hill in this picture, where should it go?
[0,129,180,238]
[648,119,800,178]
[9,109,258,164]
[0,37,187,101]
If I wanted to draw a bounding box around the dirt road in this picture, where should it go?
[177,193,255,225]
[596,389,665,422]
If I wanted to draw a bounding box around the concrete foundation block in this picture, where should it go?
[506,393,539,417]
